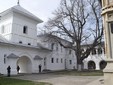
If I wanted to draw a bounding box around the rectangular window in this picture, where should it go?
[23,26,28,34]
[56,44,58,51]
[56,58,58,63]
[4,54,6,64]
[69,50,71,54]
[92,48,96,55]
[61,58,63,63]
[61,46,62,52]
[44,58,46,66]
[28,43,31,45]
[51,58,54,63]
[98,48,102,54]
[69,60,72,64]
[19,41,22,44]
[110,22,113,34]
[51,43,54,50]
[103,48,105,54]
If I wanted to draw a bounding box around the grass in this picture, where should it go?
[52,70,104,76]
[0,77,52,85]
[0,70,103,85]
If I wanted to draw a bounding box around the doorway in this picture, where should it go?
[17,56,32,73]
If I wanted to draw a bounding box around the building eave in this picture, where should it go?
[0,41,51,51]
[0,5,43,23]
[12,7,43,23]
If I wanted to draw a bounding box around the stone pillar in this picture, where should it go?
[100,0,113,85]
[103,59,113,85]
[95,62,100,70]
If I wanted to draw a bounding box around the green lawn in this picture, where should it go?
[52,70,104,76]
[0,77,52,85]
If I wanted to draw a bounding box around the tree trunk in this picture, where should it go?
[77,58,83,71]
[77,64,82,71]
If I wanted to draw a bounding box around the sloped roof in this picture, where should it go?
[0,5,43,23]
[0,35,9,43]
[0,35,50,50]
[34,55,43,60]
[37,34,71,43]
[7,53,19,59]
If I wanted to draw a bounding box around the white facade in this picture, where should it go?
[0,5,48,74]
[0,5,106,75]
[37,34,106,71]
[83,46,106,70]
[37,34,77,70]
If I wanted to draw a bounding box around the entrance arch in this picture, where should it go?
[17,56,32,73]
[88,61,96,70]
[100,60,107,70]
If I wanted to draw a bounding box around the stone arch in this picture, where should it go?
[88,61,96,70]
[99,60,107,70]
[17,56,32,73]
[98,48,102,54]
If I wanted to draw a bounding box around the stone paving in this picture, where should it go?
[12,73,102,85]
[86,77,104,85]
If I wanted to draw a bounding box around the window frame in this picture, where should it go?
[19,41,22,44]
[69,60,72,64]
[51,43,54,50]
[51,58,54,63]
[56,58,58,63]
[23,26,28,34]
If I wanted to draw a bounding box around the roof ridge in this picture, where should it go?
[0,5,43,23]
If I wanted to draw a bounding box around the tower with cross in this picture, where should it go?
[17,0,20,5]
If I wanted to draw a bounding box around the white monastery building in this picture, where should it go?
[0,5,106,75]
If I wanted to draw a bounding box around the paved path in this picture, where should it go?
[12,74,102,85]
[86,77,104,85]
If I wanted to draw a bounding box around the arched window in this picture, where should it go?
[88,61,96,70]
[100,60,107,70]
[98,48,102,54]
[103,47,105,54]
[92,48,96,55]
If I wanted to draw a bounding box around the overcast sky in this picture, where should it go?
[0,0,61,22]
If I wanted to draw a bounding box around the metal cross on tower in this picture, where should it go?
[17,0,20,5]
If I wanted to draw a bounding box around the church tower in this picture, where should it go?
[0,5,43,46]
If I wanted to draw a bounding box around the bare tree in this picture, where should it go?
[45,0,103,71]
